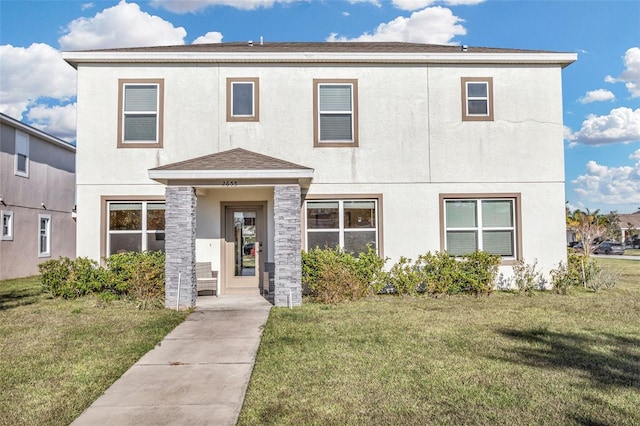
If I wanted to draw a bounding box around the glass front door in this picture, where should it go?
[224,205,265,295]
[233,211,256,277]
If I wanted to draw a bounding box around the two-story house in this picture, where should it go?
[0,113,76,280]
[62,42,576,307]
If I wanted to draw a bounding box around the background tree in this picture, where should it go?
[566,209,607,258]
[627,222,639,248]
[603,211,621,241]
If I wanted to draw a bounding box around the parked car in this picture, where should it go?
[593,241,625,255]
[571,241,598,253]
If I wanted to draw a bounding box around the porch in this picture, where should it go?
[148,148,313,308]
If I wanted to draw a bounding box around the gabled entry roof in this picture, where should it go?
[148,148,314,187]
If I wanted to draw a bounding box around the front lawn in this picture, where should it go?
[0,276,188,426]
[240,258,640,425]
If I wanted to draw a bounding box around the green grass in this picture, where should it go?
[624,248,640,256]
[0,276,188,426]
[240,258,640,426]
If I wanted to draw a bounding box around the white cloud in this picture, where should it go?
[26,103,78,142]
[578,89,615,104]
[59,0,187,50]
[150,0,299,13]
[572,157,640,205]
[81,2,95,11]
[0,43,77,120]
[567,107,640,146]
[327,6,466,44]
[392,0,483,11]
[192,32,224,44]
[605,47,640,98]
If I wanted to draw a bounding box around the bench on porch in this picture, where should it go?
[196,262,218,296]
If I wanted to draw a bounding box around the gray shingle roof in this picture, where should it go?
[72,41,558,55]
[150,148,311,171]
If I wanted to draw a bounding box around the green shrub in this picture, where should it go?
[419,252,458,295]
[39,252,166,309]
[302,246,386,303]
[586,267,620,292]
[105,251,166,308]
[458,251,501,295]
[385,256,423,296]
[383,251,500,297]
[512,259,546,296]
[551,252,604,294]
[550,261,572,295]
[39,257,103,298]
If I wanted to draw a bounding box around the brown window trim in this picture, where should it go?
[461,77,494,122]
[226,77,260,122]
[313,79,359,147]
[439,193,521,265]
[100,195,165,260]
[117,79,164,148]
[302,194,383,258]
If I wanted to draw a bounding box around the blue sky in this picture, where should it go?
[1,0,639,213]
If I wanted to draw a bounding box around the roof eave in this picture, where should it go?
[0,113,76,152]
[62,51,577,68]
[148,168,314,180]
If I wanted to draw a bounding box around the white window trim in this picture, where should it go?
[15,129,29,177]
[107,201,165,255]
[443,198,516,259]
[313,79,359,147]
[466,81,488,115]
[38,214,51,257]
[122,83,159,143]
[2,210,14,241]
[461,77,494,122]
[227,77,259,122]
[305,198,378,254]
[117,79,164,148]
[232,81,254,117]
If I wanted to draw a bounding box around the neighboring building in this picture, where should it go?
[62,42,576,307]
[0,113,76,280]
[619,211,640,247]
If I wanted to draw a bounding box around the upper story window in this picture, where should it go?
[118,79,164,148]
[15,129,29,177]
[441,194,521,263]
[313,79,359,147]
[227,78,259,122]
[2,210,13,241]
[461,77,494,121]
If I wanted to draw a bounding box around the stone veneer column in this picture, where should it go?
[164,186,197,309]
[273,184,302,307]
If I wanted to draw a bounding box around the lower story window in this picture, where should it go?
[107,201,165,255]
[38,214,51,257]
[305,198,379,255]
[443,196,518,258]
[2,210,13,241]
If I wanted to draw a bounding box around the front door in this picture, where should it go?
[224,206,265,295]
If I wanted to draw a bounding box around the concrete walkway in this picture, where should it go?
[71,295,272,426]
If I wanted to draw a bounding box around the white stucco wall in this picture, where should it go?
[74,60,568,278]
